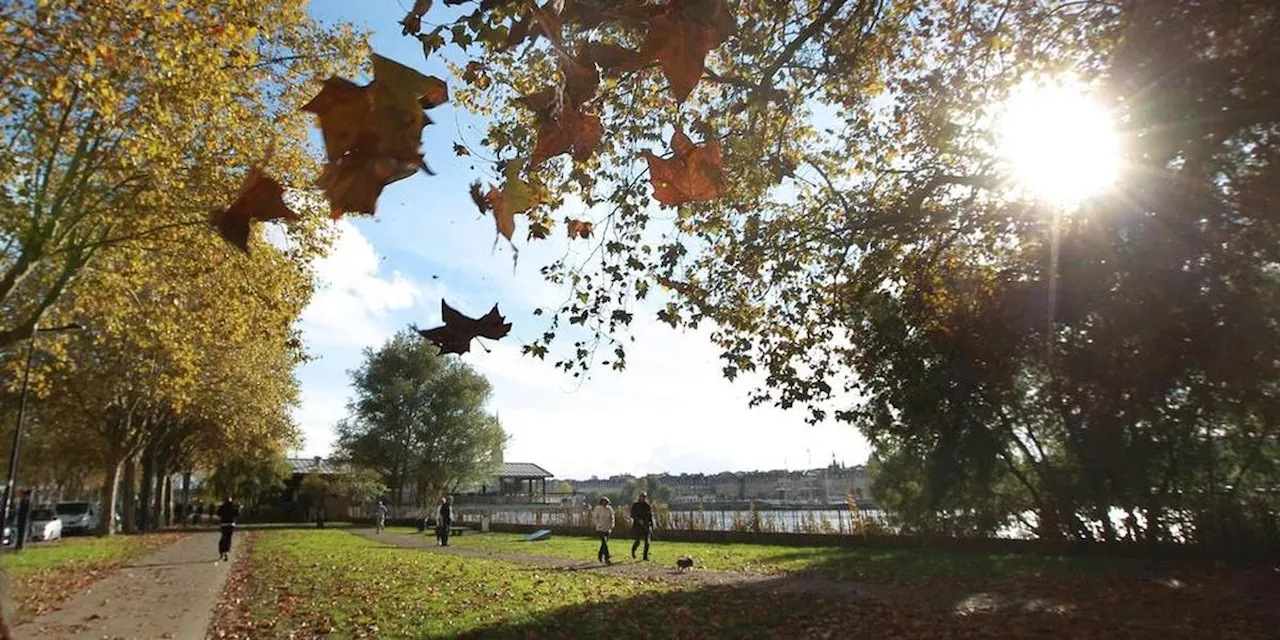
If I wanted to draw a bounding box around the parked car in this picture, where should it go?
[26,506,62,541]
[55,501,101,535]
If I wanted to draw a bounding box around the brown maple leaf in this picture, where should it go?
[642,128,725,206]
[469,181,489,213]
[301,54,448,218]
[530,103,603,166]
[415,300,512,355]
[567,219,594,239]
[596,0,737,103]
[209,168,297,253]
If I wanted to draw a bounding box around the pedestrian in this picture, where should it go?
[436,496,453,546]
[375,499,388,534]
[216,497,240,561]
[592,496,614,565]
[630,491,654,561]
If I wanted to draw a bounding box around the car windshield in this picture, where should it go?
[56,502,90,515]
[31,508,56,521]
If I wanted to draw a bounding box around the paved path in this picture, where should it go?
[352,528,876,600]
[12,530,239,639]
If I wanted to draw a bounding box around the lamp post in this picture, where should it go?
[3,322,83,551]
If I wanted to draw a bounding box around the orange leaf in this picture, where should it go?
[642,128,725,206]
[209,168,296,253]
[567,219,594,239]
[596,0,737,103]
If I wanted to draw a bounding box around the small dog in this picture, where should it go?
[676,556,694,572]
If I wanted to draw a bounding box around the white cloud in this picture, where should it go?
[299,219,425,349]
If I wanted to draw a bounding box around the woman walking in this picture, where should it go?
[591,497,615,565]
[216,497,240,561]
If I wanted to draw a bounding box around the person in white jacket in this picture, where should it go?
[591,497,615,564]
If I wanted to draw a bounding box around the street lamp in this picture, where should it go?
[3,322,84,551]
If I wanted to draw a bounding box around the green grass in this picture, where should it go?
[436,531,1125,582]
[213,529,1276,639]
[2,533,184,619]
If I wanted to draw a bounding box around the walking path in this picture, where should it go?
[352,528,876,600]
[12,531,238,640]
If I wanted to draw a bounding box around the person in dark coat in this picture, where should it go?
[216,498,240,561]
[630,491,654,561]
[436,496,453,546]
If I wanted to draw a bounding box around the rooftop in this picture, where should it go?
[500,462,553,478]
[287,457,347,475]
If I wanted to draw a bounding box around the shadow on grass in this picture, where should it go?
[443,564,1278,640]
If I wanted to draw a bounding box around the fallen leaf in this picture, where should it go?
[415,300,513,355]
[642,128,725,205]
[567,219,594,239]
[209,168,297,253]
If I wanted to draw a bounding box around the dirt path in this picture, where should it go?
[12,530,240,639]
[353,529,876,600]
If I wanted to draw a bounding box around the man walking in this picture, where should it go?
[630,491,654,561]
[375,499,389,534]
[436,496,453,546]
[216,497,240,561]
[592,497,615,565]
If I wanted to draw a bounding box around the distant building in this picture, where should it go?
[456,462,566,505]
[558,462,874,508]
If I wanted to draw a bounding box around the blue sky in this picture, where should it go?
[290,0,871,479]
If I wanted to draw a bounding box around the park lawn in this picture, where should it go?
[436,531,1122,583]
[2,532,185,619]
[211,529,1277,639]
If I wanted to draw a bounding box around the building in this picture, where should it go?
[456,462,563,505]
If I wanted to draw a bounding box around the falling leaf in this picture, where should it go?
[469,181,488,213]
[596,0,737,102]
[567,219,594,239]
[301,53,449,218]
[642,128,725,206]
[484,159,539,240]
[415,300,512,355]
[454,142,470,156]
[209,168,297,253]
[530,103,603,166]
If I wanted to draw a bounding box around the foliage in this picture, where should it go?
[207,452,293,506]
[0,0,365,350]
[404,0,1280,548]
[335,329,508,507]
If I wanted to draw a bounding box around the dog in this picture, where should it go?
[676,556,694,572]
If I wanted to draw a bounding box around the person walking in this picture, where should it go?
[215,497,240,561]
[629,491,654,561]
[375,499,389,534]
[436,496,453,546]
[592,497,615,565]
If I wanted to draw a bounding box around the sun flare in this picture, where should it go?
[997,77,1121,207]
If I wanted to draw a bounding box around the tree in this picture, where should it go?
[335,330,508,508]
[0,0,364,351]
[407,0,1280,548]
[206,452,293,508]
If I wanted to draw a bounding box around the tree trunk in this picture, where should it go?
[151,462,165,531]
[97,457,122,537]
[162,474,172,527]
[139,447,154,532]
[182,472,191,523]
[122,456,138,533]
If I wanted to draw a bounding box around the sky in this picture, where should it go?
[289,0,872,480]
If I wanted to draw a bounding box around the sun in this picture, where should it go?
[996,77,1121,207]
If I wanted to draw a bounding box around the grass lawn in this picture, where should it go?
[2,532,185,619]
[424,530,1122,582]
[212,529,1278,639]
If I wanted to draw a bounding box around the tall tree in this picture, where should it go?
[336,330,508,508]
[0,0,364,350]
[412,0,1279,546]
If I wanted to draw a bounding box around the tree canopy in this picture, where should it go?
[384,0,1280,549]
[335,329,508,508]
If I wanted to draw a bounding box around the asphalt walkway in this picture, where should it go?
[12,530,239,639]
